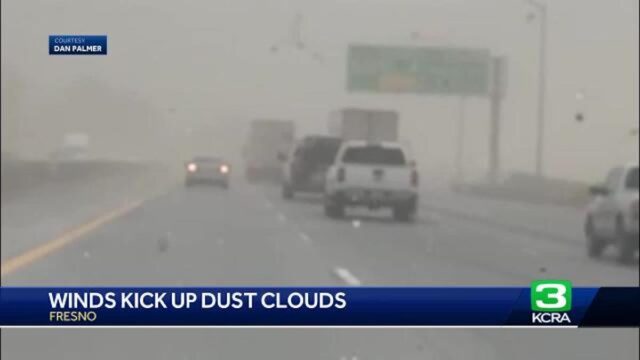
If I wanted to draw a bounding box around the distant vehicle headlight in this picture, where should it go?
[220,164,230,174]
[187,163,198,172]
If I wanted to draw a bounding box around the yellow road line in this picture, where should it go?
[1,200,143,278]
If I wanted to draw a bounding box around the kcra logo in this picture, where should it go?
[530,280,573,324]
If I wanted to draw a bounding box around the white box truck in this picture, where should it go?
[328,108,399,142]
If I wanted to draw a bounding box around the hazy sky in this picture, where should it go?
[2,0,638,181]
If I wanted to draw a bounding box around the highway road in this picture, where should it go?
[2,179,638,359]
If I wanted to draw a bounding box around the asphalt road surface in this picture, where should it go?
[2,179,638,359]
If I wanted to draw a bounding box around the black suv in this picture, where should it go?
[281,135,342,199]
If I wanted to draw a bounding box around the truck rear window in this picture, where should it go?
[300,139,342,165]
[342,146,406,165]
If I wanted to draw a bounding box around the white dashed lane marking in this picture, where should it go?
[332,267,362,286]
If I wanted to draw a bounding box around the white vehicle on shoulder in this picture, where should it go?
[585,163,639,263]
[324,141,419,222]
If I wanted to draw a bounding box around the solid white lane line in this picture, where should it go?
[333,267,362,286]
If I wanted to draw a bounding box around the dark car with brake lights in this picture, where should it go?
[185,156,231,188]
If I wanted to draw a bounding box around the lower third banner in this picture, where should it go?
[0,286,638,327]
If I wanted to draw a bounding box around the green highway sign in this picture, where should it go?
[347,44,491,96]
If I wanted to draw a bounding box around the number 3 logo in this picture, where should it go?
[531,280,572,312]
[535,284,567,309]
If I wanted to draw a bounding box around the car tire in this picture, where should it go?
[185,179,193,187]
[221,182,229,190]
[585,217,605,258]
[282,184,294,199]
[615,216,635,264]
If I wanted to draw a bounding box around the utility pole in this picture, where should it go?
[526,0,548,177]
[488,57,507,184]
[455,97,466,182]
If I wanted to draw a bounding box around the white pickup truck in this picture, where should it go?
[585,163,639,263]
[324,141,419,222]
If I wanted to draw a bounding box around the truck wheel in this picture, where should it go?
[585,217,605,258]
[615,216,635,264]
[185,179,193,188]
[282,184,294,199]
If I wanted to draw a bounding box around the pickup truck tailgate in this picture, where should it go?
[343,165,412,191]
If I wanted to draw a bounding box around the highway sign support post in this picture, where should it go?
[526,0,548,178]
[489,57,507,184]
[455,96,467,182]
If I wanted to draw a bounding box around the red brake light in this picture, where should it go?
[337,167,346,182]
[220,164,230,174]
[187,163,198,172]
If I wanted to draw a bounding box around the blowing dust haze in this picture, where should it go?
[2,0,637,182]
[1,1,638,359]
